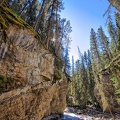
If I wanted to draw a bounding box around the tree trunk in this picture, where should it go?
[108,0,120,12]
[34,0,46,31]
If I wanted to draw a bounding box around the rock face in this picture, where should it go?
[0,25,68,120]
[94,55,120,112]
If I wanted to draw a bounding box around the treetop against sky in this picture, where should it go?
[61,0,116,61]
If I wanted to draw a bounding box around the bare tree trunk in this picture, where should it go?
[46,14,53,49]
[108,0,120,12]
[46,0,55,49]
[20,2,28,17]
[34,0,46,31]
[55,10,59,55]
[0,0,5,5]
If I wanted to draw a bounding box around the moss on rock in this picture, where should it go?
[0,75,7,84]
[54,69,62,80]
[0,2,44,45]
[0,15,7,29]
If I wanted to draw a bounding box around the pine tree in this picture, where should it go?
[87,50,95,104]
[61,20,72,75]
[90,28,101,70]
[64,45,71,75]
[10,0,21,14]
[19,0,28,17]
[34,0,46,31]
[54,18,66,57]
[74,59,81,105]
[115,12,120,50]
[108,19,117,54]
[25,0,38,26]
[71,56,74,93]
[97,26,112,62]
[34,0,64,49]
[82,53,88,106]
[77,48,88,107]
[6,0,12,5]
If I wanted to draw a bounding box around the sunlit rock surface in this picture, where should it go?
[94,55,120,112]
[0,25,68,120]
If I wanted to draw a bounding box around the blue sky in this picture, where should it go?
[61,0,115,61]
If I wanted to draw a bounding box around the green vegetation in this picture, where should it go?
[54,69,62,80]
[0,76,25,93]
[0,75,7,84]
[0,15,8,29]
[104,53,120,70]
[67,10,120,112]
[115,89,120,95]
[0,0,72,87]
[116,98,120,103]
[0,2,45,47]
[0,0,120,113]
[0,3,28,27]
[2,0,71,77]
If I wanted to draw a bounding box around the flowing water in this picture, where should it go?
[60,112,84,120]
[60,107,120,120]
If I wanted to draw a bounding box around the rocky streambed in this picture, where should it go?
[43,107,120,120]
[60,107,120,120]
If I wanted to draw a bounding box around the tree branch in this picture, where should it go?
[0,0,5,5]
[103,4,112,17]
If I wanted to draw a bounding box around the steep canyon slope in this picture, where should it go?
[0,4,68,120]
[94,54,120,113]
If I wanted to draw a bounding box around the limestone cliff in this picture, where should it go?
[0,5,68,120]
[94,54,120,112]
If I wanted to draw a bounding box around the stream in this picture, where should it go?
[60,107,120,120]
[43,107,120,120]
[60,112,85,120]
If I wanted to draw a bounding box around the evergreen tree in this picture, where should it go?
[25,0,38,26]
[64,45,71,75]
[87,50,95,104]
[81,53,88,106]
[90,28,101,70]
[97,26,112,62]
[74,59,81,105]
[71,56,75,95]
[10,0,21,14]
[55,18,66,57]
[56,19,72,58]
[34,0,47,31]
[108,19,117,53]
[74,48,88,107]
[6,0,12,5]
[61,20,72,75]
[115,12,120,50]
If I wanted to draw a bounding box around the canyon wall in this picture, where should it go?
[94,55,120,112]
[0,24,68,120]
